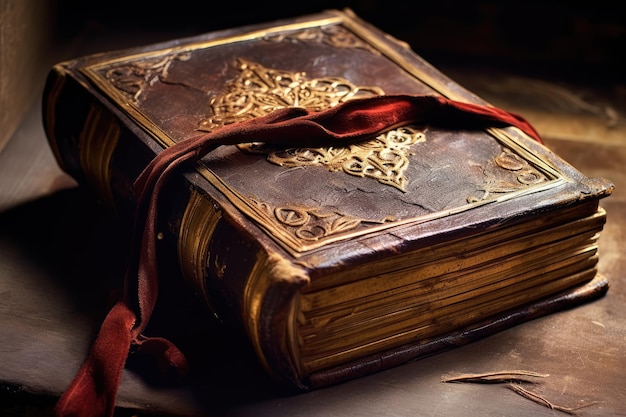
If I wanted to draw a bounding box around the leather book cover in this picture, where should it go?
[42,8,614,393]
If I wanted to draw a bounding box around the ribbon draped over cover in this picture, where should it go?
[54,94,542,417]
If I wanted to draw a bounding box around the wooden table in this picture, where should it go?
[1,48,624,417]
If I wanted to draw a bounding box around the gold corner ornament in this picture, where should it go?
[104,52,192,103]
[262,24,381,55]
[467,148,547,203]
[200,58,425,192]
[247,196,368,243]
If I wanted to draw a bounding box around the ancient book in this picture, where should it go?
[42,8,613,415]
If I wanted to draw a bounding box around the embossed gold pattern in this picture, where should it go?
[467,148,547,203]
[200,58,384,130]
[263,25,380,55]
[200,59,425,192]
[244,127,425,191]
[248,196,369,243]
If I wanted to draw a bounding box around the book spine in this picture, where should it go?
[43,64,152,214]
[42,64,309,389]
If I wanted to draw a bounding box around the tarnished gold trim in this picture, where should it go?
[178,189,222,312]
[243,251,310,376]
[78,103,121,207]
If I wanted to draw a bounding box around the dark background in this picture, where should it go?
[50,0,624,86]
